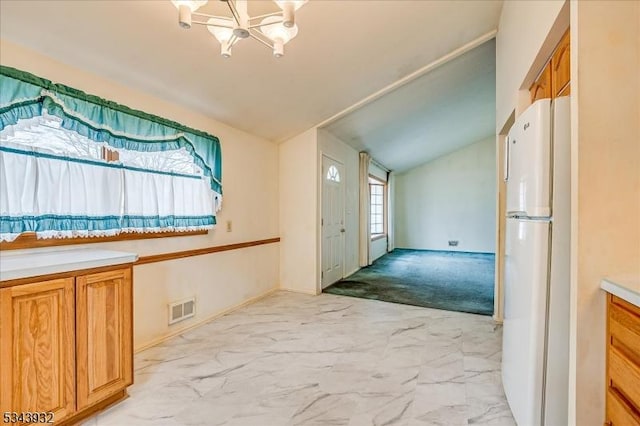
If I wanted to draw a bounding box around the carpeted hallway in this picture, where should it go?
[324,249,495,315]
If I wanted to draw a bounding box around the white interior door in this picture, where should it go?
[321,155,345,288]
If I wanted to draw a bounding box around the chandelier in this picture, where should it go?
[171,0,308,58]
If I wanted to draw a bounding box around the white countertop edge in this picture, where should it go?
[1,249,138,281]
[601,278,640,308]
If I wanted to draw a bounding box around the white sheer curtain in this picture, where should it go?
[387,171,395,252]
[0,144,216,242]
[122,168,216,233]
[359,152,371,267]
[0,116,220,242]
[0,148,124,241]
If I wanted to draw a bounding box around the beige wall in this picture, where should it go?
[497,1,640,423]
[395,137,496,253]
[496,0,567,128]
[278,128,319,294]
[0,40,280,350]
[570,2,640,424]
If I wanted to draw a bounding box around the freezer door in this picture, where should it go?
[502,218,550,426]
[505,98,552,217]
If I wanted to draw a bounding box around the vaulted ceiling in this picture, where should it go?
[0,0,502,153]
[323,39,496,172]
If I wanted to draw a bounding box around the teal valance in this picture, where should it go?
[0,65,222,194]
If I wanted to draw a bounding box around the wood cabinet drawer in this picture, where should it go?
[610,297,640,360]
[609,346,640,407]
[607,389,640,426]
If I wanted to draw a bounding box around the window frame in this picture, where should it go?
[369,175,387,240]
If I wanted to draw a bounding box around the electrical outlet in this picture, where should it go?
[448,240,459,247]
[226,220,232,232]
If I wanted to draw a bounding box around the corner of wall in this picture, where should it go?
[278,128,320,295]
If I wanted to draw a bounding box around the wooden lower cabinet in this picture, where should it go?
[76,269,133,410]
[0,266,133,425]
[606,295,640,425]
[0,278,76,423]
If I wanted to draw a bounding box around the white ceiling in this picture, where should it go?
[0,0,502,144]
[323,39,496,173]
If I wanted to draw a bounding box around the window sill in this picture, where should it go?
[0,230,208,251]
[371,234,387,242]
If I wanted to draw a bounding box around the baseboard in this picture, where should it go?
[395,247,496,256]
[134,287,279,353]
[279,287,319,296]
[343,267,360,277]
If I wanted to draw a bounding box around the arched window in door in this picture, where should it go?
[326,164,341,182]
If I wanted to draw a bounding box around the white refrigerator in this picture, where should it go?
[502,96,570,426]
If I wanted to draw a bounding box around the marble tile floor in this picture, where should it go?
[83,291,515,426]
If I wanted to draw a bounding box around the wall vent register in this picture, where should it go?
[169,298,196,325]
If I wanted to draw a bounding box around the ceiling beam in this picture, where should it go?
[311,29,498,134]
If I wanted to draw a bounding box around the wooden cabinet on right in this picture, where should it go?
[530,29,571,101]
[551,30,570,97]
[530,62,552,102]
[606,295,640,425]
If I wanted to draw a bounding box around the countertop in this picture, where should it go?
[601,275,640,308]
[0,248,138,281]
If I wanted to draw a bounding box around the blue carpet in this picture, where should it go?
[323,249,495,316]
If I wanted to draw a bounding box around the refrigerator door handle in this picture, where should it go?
[504,135,510,182]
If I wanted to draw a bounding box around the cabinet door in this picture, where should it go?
[0,278,75,422]
[530,61,552,102]
[552,29,570,97]
[76,268,132,410]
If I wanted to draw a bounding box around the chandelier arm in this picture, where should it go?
[249,30,274,49]
[192,21,233,29]
[225,0,241,26]
[192,12,234,21]
[249,19,284,30]
[229,34,241,47]
[248,12,284,22]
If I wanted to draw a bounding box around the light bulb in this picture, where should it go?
[273,0,307,27]
[172,1,208,29]
[207,17,234,43]
[273,0,307,11]
[171,0,208,12]
[259,16,298,45]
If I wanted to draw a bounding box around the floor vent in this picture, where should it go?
[168,298,196,325]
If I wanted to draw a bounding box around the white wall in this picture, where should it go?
[370,238,387,262]
[278,128,319,294]
[496,0,567,129]
[317,129,359,277]
[395,137,496,253]
[0,40,280,351]
[369,163,387,182]
[569,2,640,424]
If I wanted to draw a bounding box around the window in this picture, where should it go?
[326,164,340,182]
[0,66,223,245]
[369,176,386,236]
